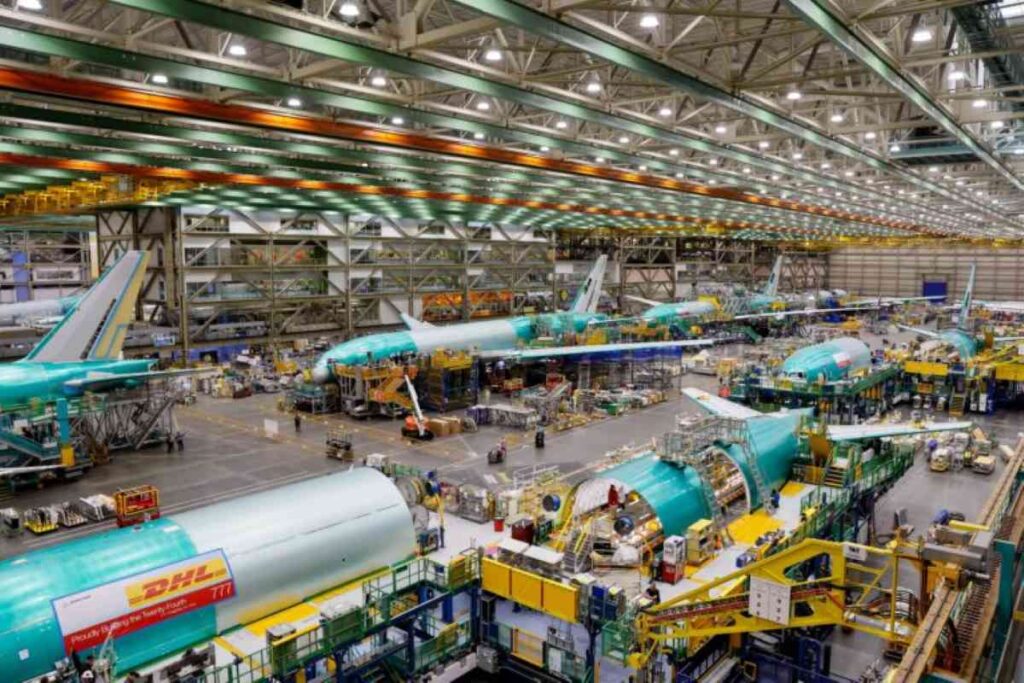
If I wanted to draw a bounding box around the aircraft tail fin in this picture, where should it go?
[957,264,975,331]
[763,255,783,297]
[24,250,149,363]
[570,254,608,314]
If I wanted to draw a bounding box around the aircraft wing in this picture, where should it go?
[63,367,218,394]
[896,324,939,338]
[848,296,942,306]
[0,465,60,478]
[400,313,435,330]
[478,339,714,361]
[624,294,667,308]
[975,300,1024,314]
[682,387,762,419]
[733,305,877,321]
[827,421,972,442]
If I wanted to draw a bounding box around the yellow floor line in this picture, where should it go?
[245,603,319,639]
[213,636,248,660]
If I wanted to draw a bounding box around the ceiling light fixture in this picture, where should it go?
[228,44,247,57]
[392,116,405,125]
[476,100,491,111]
[714,124,727,134]
[889,143,901,152]
[973,98,987,108]
[339,0,360,17]
[658,106,672,117]
[484,47,503,62]
[830,113,844,123]
[16,0,43,9]
[151,73,169,85]
[865,131,877,140]
[911,28,933,43]
[370,74,387,87]
[555,120,568,129]
[785,89,802,101]
[640,13,659,28]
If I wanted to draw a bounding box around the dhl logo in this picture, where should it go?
[126,557,230,608]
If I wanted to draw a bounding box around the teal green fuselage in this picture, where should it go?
[599,411,806,535]
[0,359,154,410]
[314,312,604,379]
[938,329,977,360]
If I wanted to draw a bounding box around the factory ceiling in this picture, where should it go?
[0,0,1021,243]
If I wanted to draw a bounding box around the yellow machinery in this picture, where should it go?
[630,538,923,668]
[685,519,715,565]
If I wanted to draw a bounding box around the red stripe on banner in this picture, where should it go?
[61,580,235,652]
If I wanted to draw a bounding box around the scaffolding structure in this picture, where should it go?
[95,206,555,358]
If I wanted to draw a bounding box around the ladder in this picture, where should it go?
[561,523,593,574]
[949,392,967,416]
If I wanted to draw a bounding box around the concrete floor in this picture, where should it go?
[1,331,1016,681]
[0,364,720,559]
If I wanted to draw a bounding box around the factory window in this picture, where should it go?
[352,248,377,264]
[285,218,317,232]
[184,247,219,267]
[186,281,216,299]
[469,226,492,240]
[533,228,552,240]
[184,214,229,233]
[355,220,382,236]
[421,222,447,236]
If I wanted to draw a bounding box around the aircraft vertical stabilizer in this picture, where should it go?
[763,255,783,297]
[957,264,976,331]
[23,250,149,363]
[570,254,608,314]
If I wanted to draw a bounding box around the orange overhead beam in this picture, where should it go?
[0,67,935,236]
[0,152,823,236]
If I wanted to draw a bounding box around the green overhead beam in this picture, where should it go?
[100,0,944,228]
[785,0,1024,198]
[0,110,897,232]
[451,0,1005,225]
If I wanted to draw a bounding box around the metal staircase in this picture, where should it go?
[561,523,593,574]
[948,392,967,417]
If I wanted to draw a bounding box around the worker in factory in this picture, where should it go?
[770,488,781,512]
[644,581,661,605]
[294,412,302,433]
[606,483,619,509]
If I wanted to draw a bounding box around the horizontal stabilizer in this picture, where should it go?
[896,324,938,339]
[400,313,434,330]
[624,294,665,308]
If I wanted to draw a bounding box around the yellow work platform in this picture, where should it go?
[727,510,782,545]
